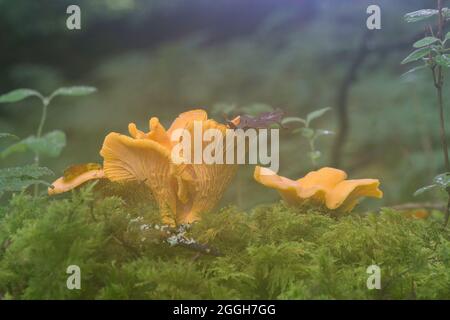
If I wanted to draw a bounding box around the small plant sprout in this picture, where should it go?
[0,86,97,195]
[414,172,450,226]
[282,107,334,168]
[0,134,54,198]
[403,1,450,227]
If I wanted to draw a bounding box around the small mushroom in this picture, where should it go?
[48,163,105,195]
[254,166,382,212]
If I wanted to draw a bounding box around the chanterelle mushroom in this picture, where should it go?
[48,163,105,196]
[49,109,237,226]
[254,166,382,212]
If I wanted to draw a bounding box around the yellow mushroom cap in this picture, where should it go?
[326,179,383,211]
[48,164,104,195]
[49,109,238,226]
[128,123,147,139]
[100,132,180,225]
[179,118,238,223]
[295,167,347,202]
[147,117,172,149]
[254,166,383,212]
[167,109,208,137]
[100,109,237,226]
[254,166,301,205]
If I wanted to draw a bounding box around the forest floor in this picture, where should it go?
[0,184,449,299]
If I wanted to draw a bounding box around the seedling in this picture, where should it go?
[282,107,334,168]
[403,1,450,226]
[0,86,97,196]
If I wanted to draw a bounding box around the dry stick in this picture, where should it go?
[390,202,446,212]
[151,224,222,256]
[176,240,222,257]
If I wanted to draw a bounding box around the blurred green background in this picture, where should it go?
[0,0,449,210]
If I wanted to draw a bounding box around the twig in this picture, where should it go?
[139,222,222,256]
[164,225,222,256]
[389,202,446,212]
[176,239,222,256]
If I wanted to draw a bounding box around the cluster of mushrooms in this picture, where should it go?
[49,109,382,226]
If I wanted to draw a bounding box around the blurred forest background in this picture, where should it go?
[0,0,449,210]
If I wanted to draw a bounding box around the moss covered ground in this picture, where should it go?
[0,184,449,300]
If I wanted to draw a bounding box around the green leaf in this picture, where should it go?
[0,178,51,196]
[0,165,53,197]
[49,86,97,100]
[240,103,273,116]
[413,37,440,48]
[401,47,431,64]
[306,107,331,126]
[314,129,334,138]
[435,54,450,68]
[37,131,66,157]
[400,65,427,78]
[211,103,237,117]
[0,165,53,179]
[433,172,450,189]
[404,9,438,23]
[281,117,307,126]
[445,32,450,41]
[308,150,321,161]
[1,139,28,157]
[0,89,42,104]
[1,130,66,158]
[413,184,438,197]
[444,8,450,20]
[0,133,19,140]
[299,128,315,139]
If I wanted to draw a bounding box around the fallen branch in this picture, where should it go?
[389,202,446,212]
[175,237,222,257]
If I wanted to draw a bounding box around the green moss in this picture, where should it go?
[0,188,449,299]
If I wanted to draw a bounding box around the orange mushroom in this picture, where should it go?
[254,166,382,212]
[48,163,105,195]
[49,109,237,226]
